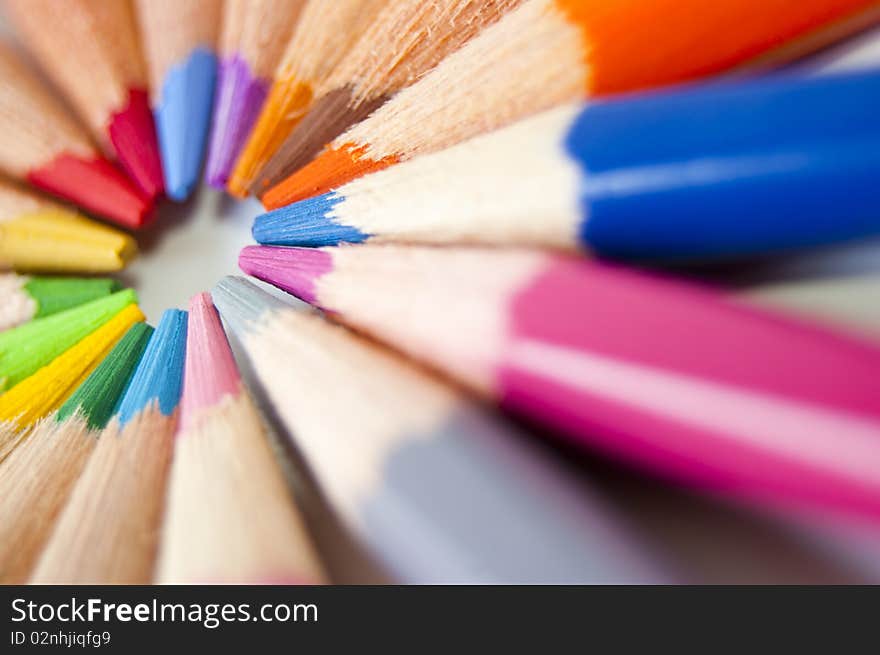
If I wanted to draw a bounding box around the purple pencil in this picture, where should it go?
[205,0,306,188]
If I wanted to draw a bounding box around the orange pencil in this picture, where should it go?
[5,0,165,201]
[225,0,386,198]
[250,0,523,195]
[0,42,152,228]
[262,0,880,209]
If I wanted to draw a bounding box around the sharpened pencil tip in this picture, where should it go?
[205,56,269,189]
[180,292,240,428]
[154,49,218,201]
[261,143,397,209]
[238,245,332,305]
[252,193,369,247]
[117,309,188,425]
[27,154,152,229]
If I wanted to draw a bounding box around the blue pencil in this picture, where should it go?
[136,0,221,201]
[30,309,188,584]
[252,69,880,261]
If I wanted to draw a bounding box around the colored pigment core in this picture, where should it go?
[262,143,398,209]
[237,245,332,306]
[117,309,188,425]
[0,289,137,391]
[205,55,270,189]
[27,153,151,229]
[108,88,165,200]
[229,79,314,198]
[57,322,154,430]
[154,48,218,201]
[252,192,368,247]
[25,277,120,318]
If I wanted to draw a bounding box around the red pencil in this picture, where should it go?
[6,0,165,201]
[0,42,151,228]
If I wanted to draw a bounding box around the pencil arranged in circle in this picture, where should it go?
[204,0,306,189]
[240,244,880,524]
[253,0,522,195]
[214,277,668,583]
[0,44,152,228]
[5,0,165,201]
[31,309,187,584]
[0,274,120,332]
[226,0,386,198]
[0,181,137,274]
[254,70,880,260]
[261,0,880,209]
[135,0,222,201]
[0,322,152,584]
[0,304,144,462]
[0,288,137,393]
[156,293,325,584]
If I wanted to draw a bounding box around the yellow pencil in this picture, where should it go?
[0,180,137,274]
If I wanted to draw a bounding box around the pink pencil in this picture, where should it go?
[155,292,325,584]
[240,244,880,525]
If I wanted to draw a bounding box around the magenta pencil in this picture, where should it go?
[156,293,324,584]
[240,244,880,525]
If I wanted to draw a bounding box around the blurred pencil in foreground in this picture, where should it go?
[204,0,306,189]
[241,245,880,525]
[0,44,152,228]
[0,288,137,393]
[0,181,137,273]
[0,322,151,584]
[0,304,144,462]
[262,0,880,208]
[5,0,165,201]
[32,310,186,584]
[214,277,668,583]
[255,71,880,260]
[136,0,221,200]
[252,0,521,194]
[156,293,324,584]
[226,0,385,198]
[0,274,119,332]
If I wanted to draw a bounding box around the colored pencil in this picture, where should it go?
[252,0,522,195]
[0,304,144,462]
[5,0,165,201]
[261,0,880,209]
[0,43,152,228]
[0,288,137,393]
[156,293,324,584]
[31,309,186,584]
[240,244,880,524]
[0,181,137,273]
[226,0,386,198]
[0,274,120,332]
[213,277,668,583]
[203,0,306,189]
[254,70,880,260]
[135,0,222,201]
[0,322,152,584]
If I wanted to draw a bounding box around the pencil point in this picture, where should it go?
[252,193,369,247]
[238,245,332,305]
[117,309,188,425]
[56,322,154,430]
[155,49,217,201]
[260,143,397,209]
[205,56,269,190]
[27,154,153,229]
[108,88,165,200]
[180,292,240,429]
